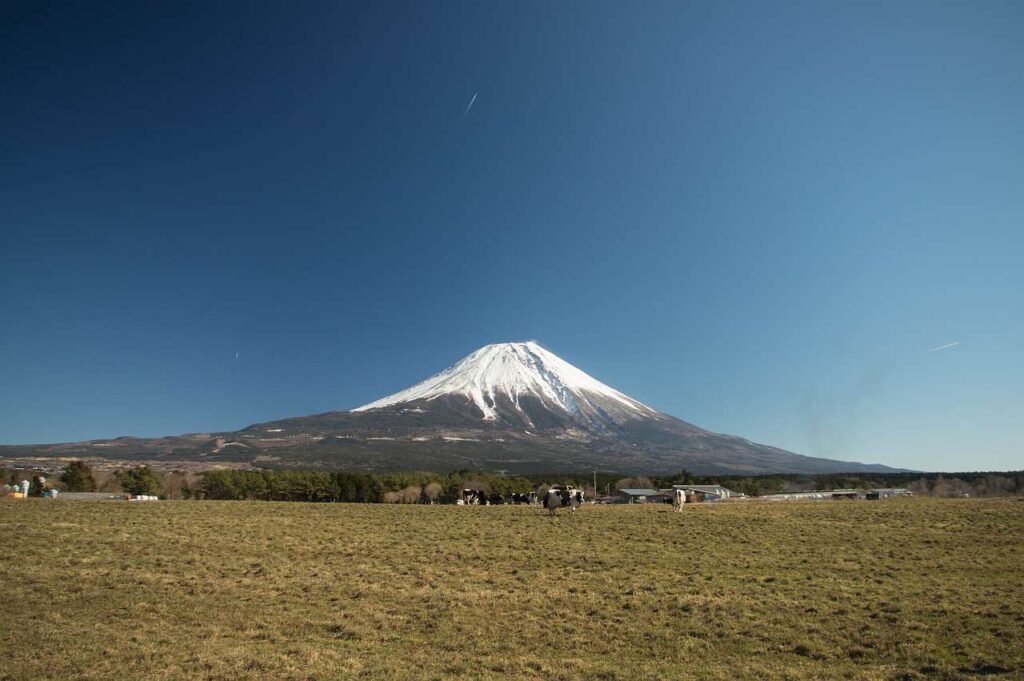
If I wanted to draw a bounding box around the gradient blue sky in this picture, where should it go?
[2,1,1022,471]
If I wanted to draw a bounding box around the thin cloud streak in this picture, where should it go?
[925,341,959,353]
[463,92,478,117]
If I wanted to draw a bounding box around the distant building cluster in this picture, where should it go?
[609,484,913,504]
[2,478,58,498]
[2,479,32,498]
[2,478,158,502]
[612,484,741,504]
[759,488,913,501]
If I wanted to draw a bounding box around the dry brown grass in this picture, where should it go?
[1,497,1022,680]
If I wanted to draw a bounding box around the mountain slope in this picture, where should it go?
[237,342,896,474]
[354,342,657,425]
[0,342,901,474]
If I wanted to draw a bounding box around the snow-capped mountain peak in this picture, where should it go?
[353,341,656,422]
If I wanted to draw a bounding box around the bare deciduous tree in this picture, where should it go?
[160,470,200,500]
[399,485,422,504]
[615,477,654,490]
[463,479,491,493]
[423,481,443,502]
[93,470,123,493]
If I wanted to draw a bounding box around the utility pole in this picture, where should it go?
[593,471,597,501]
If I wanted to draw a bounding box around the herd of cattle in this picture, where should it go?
[458,485,692,515]
[458,489,537,506]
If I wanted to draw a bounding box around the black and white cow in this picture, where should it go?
[542,486,584,516]
[460,489,489,505]
[672,488,686,512]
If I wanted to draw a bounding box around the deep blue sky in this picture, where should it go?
[2,1,1022,471]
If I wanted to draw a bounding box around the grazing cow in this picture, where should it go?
[542,486,585,516]
[461,489,489,505]
[672,488,686,512]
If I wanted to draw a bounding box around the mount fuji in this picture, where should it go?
[0,341,899,474]
[354,342,660,429]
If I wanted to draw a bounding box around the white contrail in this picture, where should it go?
[925,341,959,353]
[463,92,478,117]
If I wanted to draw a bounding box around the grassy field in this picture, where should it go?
[1,498,1022,680]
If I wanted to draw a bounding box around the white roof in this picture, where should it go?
[672,484,731,493]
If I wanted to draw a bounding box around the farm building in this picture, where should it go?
[760,488,910,502]
[760,491,834,501]
[865,488,913,500]
[3,481,31,498]
[615,488,665,504]
[57,492,130,501]
[670,484,739,501]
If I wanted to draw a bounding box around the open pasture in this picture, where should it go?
[1,498,1022,680]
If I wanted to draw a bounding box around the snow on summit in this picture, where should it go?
[353,341,656,421]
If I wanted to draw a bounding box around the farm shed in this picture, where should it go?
[615,488,663,504]
[865,488,913,500]
[760,491,833,501]
[58,492,131,501]
[671,484,738,501]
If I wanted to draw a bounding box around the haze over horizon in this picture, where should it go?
[2,2,1022,472]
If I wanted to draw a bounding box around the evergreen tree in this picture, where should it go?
[60,461,97,492]
[29,475,46,497]
[117,467,161,496]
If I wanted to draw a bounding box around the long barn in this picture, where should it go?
[671,484,738,501]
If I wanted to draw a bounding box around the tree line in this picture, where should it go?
[2,462,164,497]
[197,468,553,503]
[4,462,1022,502]
[4,463,547,503]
